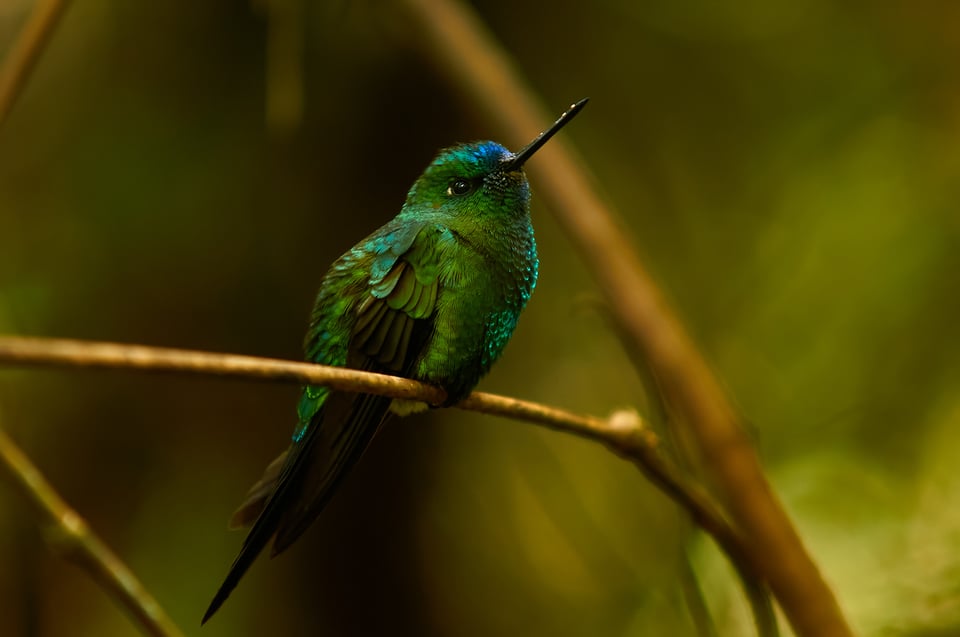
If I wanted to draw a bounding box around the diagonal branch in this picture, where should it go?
[0,0,71,128]
[392,1,852,635]
[0,334,767,627]
[0,419,184,637]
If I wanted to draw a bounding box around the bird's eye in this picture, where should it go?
[447,178,474,196]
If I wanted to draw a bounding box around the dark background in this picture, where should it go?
[1,1,958,635]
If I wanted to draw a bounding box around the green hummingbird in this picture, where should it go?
[202,98,588,623]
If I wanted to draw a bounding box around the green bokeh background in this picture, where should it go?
[1,2,958,635]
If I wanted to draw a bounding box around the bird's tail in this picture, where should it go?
[201,449,296,624]
[202,389,392,624]
[228,450,288,530]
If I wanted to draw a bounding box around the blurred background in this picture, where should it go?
[1,1,959,635]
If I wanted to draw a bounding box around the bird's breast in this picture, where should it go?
[412,222,537,401]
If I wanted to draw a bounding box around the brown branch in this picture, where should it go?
[0,335,447,402]
[393,1,852,635]
[0,335,763,621]
[0,421,184,637]
[0,0,71,128]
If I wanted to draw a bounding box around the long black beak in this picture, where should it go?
[501,98,589,172]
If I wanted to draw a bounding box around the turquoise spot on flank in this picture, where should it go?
[481,308,521,369]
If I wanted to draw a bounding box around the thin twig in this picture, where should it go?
[0,0,71,128]
[0,335,447,402]
[392,1,852,635]
[0,336,654,466]
[0,335,760,607]
[0,421,184,637]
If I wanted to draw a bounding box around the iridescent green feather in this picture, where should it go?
[205,141,541,624]
[208,98,587,622]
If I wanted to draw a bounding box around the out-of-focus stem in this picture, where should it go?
[0,421,184,637]
[0,0,71,128]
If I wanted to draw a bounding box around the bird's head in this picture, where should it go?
[403,141,530,219]
[402,99,588,222]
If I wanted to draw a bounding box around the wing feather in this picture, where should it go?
[204,223,448,624]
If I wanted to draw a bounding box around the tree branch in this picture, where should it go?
[0,334,769,629]
[0,419,184,637]
[392,1,851,635]
[0,0,70,128]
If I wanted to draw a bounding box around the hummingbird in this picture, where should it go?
[202,98,588,623]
